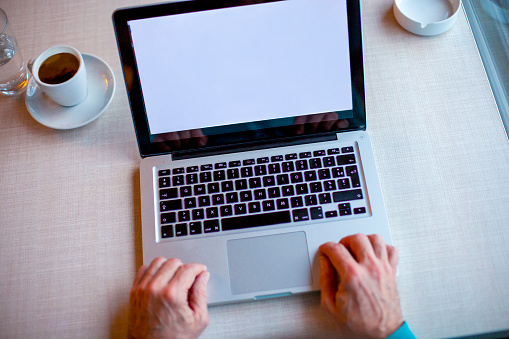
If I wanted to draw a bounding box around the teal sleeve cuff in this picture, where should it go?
[386,321,416,339]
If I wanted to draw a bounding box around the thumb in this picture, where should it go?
[189,271,209,315]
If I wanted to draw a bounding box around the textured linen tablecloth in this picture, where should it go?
[0,0,508,338]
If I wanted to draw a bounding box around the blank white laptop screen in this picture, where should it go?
[128,0,352,135]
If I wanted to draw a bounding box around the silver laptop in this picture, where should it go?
[113,0,392,305]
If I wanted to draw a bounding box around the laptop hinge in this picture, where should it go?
[171,132,339,161]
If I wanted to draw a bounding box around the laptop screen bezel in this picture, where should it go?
[113,0,366,158]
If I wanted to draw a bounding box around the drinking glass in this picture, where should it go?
[0,8,28,96]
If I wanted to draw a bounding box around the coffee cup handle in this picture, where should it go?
[27,58,35,75]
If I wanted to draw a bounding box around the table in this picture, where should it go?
[1,0,508,338]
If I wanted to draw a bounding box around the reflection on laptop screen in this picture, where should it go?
[128,0,352,136]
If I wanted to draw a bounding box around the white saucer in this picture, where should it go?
[25,53,115,130]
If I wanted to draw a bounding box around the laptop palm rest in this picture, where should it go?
[226,232,312,295]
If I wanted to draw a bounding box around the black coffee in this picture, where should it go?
[38,53,80,85]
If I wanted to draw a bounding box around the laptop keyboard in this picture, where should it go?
[157,144,368,240]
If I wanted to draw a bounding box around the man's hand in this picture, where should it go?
[128,257,210,339]
[319,234,403,339]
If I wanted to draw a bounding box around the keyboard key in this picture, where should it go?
[158,169,170,176]
[226,192,238,204]
[296,159,308,170]
[277,198,290,209]
[332,167,345,178]
[160,188,178,200]
[323,156,336,167]
[276,174,289,185]
[215,162,227,169]
[198,196,211,207]
[184,197,196,209]
[235,179,248,190]
[291,196,303,208]
[160,199,182,212]
[213,170,225,181]
[192,208,204,220]
[178,210,190,222]
[282,185,295,196]
[310,206,324,219]
[310,182,322,193]
[304,170,317,182]
[208,182,220,193]
[161,212,176,224]
[340,208,352,216]
[200,164,213,171]
[234,203,247,215]
[186,173,198,184]
[189,222,202,235]
[227,168,239,179]
[254,189,267,200]
[333,189,363,202]
[337,154,356,165]
[327,148,340,155]
[299,152,312,158]
[309,158,322,169]
[354,207,367,214]
[292,208,309,222]
[173,168,185,174]
[338,178,351,189]
[262,200,276,211]
[257,157,269,164]
[187,166,198,173]
[325,210,338,218]
[285,153,297,160]
[200,171,212,183]
[249,177,262,188]
[194,184,206,195]
[296,183,308,195]
[324,180,336,191]
[319,193,332,204]
[161,225,173,238]
[212,194,224,205]
[159,177,171,188]
[180,186,192,197]
[243,159,255,165]
[229,160,241,167]
[240,191,253,202]
[268,187,281,198]
[263,175,276,187]
[204,219,220,233]
[341,146,354,153]
[268,163,281,174]
[282,161,295,172]
[313,150,326,156]
[271,155,283,162]
[175,223,188,236]
[305,194,317,206]
[290,172,303,183]
[248,201,261,213]
[220,205,233,217]
[221,211,291,231]
[206,207,219,218]
[241,167,253,177]
[254,165,267,176]
[221,181,234,192]
[318,168,331,180]
[346,165,361,188]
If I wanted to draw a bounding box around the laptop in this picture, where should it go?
[113,0,392,305]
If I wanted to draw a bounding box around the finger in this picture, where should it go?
[147,258,183,290]
[319,255,338,313]
[137,257,168,290]
[132,264,148,289]
[319,242,357,279]
[188,271,210,318]
[340,233,374,263]
[387,245,399,273]
[367,234,388,261]
[166,263,207,305]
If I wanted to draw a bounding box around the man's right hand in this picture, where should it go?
[319,234,403,339]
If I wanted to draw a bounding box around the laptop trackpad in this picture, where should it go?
[226,232,311,295]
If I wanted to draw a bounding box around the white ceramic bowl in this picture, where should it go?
[394,0,462,36]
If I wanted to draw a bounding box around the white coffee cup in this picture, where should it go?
[31,46,87,106]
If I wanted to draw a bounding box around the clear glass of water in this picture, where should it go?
[0,8,28,96]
